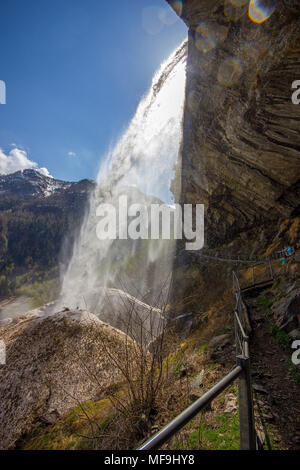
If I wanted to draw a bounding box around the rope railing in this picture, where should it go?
[196,243,299,266]
[195,251,280,265]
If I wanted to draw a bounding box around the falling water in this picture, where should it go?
[58,41,187,337]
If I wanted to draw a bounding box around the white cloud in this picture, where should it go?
[0,148,52,177]
[68,151,76,157]
[38,167,52,178]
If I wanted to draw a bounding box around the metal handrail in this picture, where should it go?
[233,270,241,292]
[233,272,250,357]
[138,366,243,450]
[196,250,281,265]
[249,259,274,287]
[138,271,257,451]
[235,310,248,341]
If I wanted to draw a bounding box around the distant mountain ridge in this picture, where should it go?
[0,169,94,199]
[0,169,95,216]
[0,170,95,293]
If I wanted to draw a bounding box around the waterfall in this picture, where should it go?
[58,40,187,336]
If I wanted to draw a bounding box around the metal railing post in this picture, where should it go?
[138,366,243,450]
[244,336,249,359]
[237,355,256,450]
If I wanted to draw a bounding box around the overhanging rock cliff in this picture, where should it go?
[169,0,300,245]
[167,0,300,312]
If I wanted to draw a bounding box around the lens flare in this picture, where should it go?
[248,0,276,24]
[231,0,249,6]
[158,6,178,26]
[201,85,226,112]
[224,0,248,22]
[142,7,164,35]
[217,57,244,87]
[169,0,183,17]
[187,90,200,115]
[195,23,216,53]
[194,22,229,54]
[240,41,261,65]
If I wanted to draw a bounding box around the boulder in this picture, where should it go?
[190,369,205,390]
[224,393,237,413]
[172,312,200,340]
[209,334,231,349]
[0,309,138,449]
[288,329,300,340]
[189,369,205,401]
[56,288,165,347]
[272,289,300,333]
[252,384,268,395]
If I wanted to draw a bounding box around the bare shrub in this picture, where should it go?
[74,283,176,449]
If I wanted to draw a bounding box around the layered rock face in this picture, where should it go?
[0,310,137,449]
[167,0,300,312]
[168,0,300,247]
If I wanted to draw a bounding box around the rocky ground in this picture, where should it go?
[0,308,138,449]
[0,258,299,451]
[159,260,300,451]
[246,284,300,450]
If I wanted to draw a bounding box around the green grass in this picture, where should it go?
[269,324,292,349]
[188,413,240,450]
[257,293,273,313]
[172,411,240,450]
[17,277,60,308]
[23,399,115,450]
[208,363,217,370]
[173,361,183,378]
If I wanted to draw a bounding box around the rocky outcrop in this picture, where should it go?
[169,0,300,247]
[168,0,300,312]
[272,288,300,332]
[0,309,137,449]
[91,287,164,345]
[57,287,165,347]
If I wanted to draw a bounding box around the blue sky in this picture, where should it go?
[0,0,187,182]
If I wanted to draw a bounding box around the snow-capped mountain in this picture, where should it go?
[0,170,95,275]
[0,169,92,199]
